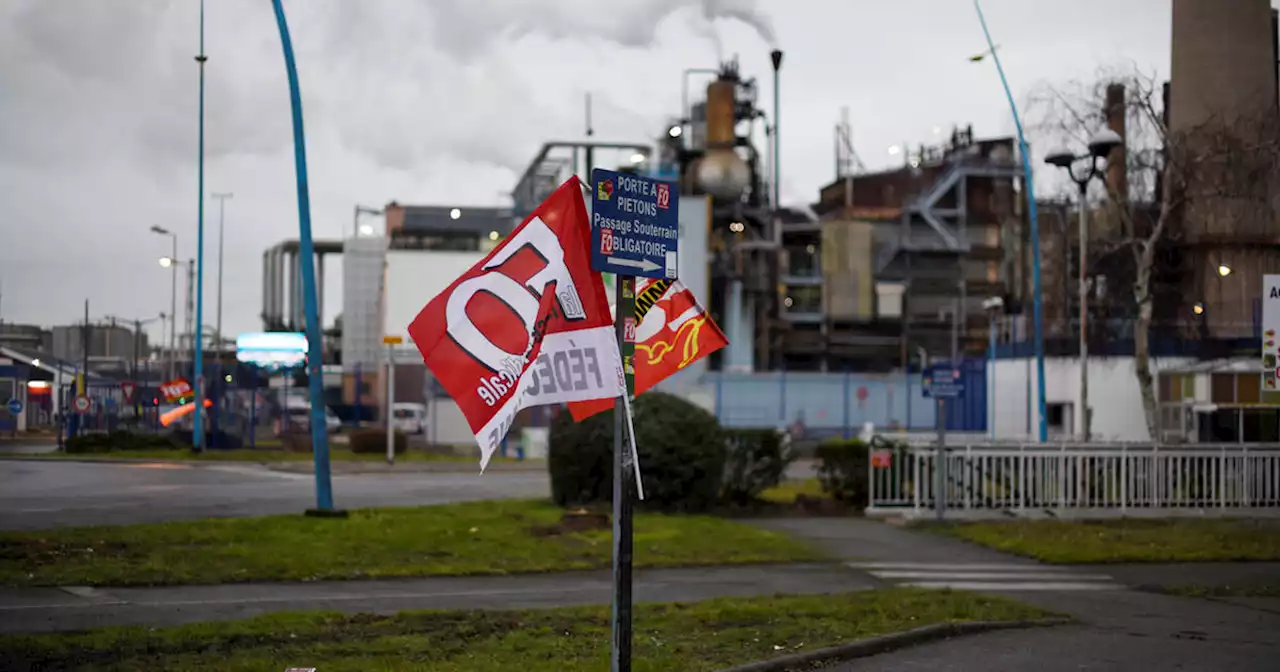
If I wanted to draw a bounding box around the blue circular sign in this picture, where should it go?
[5,399,22,415]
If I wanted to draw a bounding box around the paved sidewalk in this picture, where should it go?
[753,517,1280,671]
[0,563,871,634]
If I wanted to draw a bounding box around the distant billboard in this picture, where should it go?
[236,332,307,370]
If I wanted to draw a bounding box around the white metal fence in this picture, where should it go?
[867,443,1280,516]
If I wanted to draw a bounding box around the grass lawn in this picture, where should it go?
[926,518,1280,563]
[0,499,824,587]
[759,478,828,505]
[0,589,1053,672]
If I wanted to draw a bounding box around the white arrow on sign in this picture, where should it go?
[606,257,660,272]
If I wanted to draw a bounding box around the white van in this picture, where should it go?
[275,398,341,435]
[391,403,428,435]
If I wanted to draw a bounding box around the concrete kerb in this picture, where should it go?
[715,618,1071,672]
[0,455,545,474]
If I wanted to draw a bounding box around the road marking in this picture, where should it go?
[902,580,1123,592]
[846,561,1123,592]
[871,571,1115,581]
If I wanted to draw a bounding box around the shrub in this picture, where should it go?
[349,428,407,455]
[65,430,176,454]
[722,429,797,505]
[815,438,870,504]
[278,432,313,453]
[548,391,727,513]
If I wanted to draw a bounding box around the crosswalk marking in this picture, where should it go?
[846,561,1125,592]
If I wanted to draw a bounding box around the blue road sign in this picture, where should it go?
[590,168,679,279]
[922,364,965,399]
[5,398,22,415]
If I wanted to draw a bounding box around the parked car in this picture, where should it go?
[391,402,429,435]
[275,403,341,435]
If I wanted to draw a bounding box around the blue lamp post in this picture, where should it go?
[271,0,338,514]
[973,0,1048,443]
[191,0,209,453]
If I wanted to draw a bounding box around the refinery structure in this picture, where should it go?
[246,0,1280,444]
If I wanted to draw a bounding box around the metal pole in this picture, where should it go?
[213,192,232,356]
[611,275,636,672]
[1077,180,1090,442]
[974,0,1048,443]
[936,397,947,521]
[272,0,336,514]
[193,0,208,452]
[170,235,177,380]
[133,319,141,419]
[385,343,395,465]
[770,50,783,216]
[81,300,89,390]
[186,260,195,367]
[988,313,996,440]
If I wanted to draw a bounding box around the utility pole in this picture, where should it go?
[81,300,90,389]
[186,259,196,366]
[193,0,208,452]
[133,319,142,418]
[212,192,233,355]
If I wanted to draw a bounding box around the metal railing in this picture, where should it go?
[867,442,1280,516]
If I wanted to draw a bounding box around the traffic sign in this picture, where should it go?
[383,335,403,345]
[121,381,137,404]
[73,395,91,414]
[5,399,22,415]
[922,364,965,399]
[590,168,679,280]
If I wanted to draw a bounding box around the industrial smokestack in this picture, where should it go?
[770,49,782,220]
[1104,82,1127,204]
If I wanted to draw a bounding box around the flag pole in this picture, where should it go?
[621,385,645,501]
[611,273,636,672]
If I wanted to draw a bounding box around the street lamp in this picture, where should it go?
[151,226,178,380]
[211,192,233,356]
[1044,128,1123,442]
[158,257,196,374]
[973,0,1049,443]
[982,296,1005,440]
[351,204,383,239]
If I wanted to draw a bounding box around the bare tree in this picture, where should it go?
[1028,66,1279,440]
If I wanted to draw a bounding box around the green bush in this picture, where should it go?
[348,428,407,455]
[815,438,870,504]
[722,429,796,505]
[65,430,176,454]
[548,392,727,512]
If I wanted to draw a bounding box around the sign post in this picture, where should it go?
[1262,275,1279,393]
[923,363,965,521]
[384,335,403,465]
[590,167,678,672]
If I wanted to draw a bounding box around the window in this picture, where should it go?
[1046,402,1072,434]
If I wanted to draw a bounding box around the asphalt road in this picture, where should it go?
[0,459,550,530]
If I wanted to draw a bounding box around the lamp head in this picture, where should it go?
[769,49,783,71]
[150,225,170,235]
[1044,149,1076,168]
[1088,128,1123,158]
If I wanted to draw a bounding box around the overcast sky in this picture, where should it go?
[0,0,1180,346]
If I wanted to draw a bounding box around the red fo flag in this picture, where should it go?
[567,278,728,421]
[408,177,623,468]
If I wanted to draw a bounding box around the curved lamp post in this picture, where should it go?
[271,0,337,515]
[973,0,1048,442]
